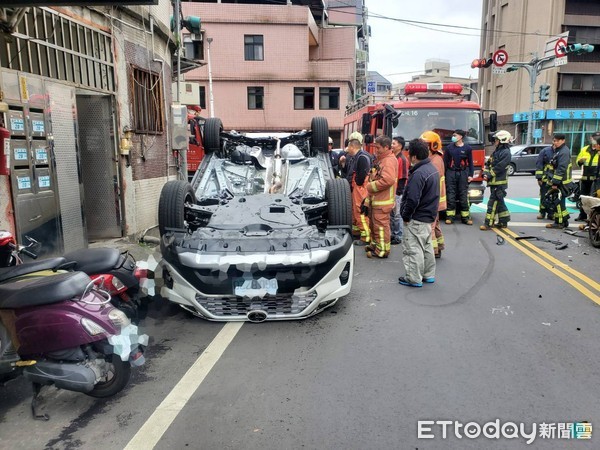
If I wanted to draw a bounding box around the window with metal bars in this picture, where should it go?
[0,7,114,92]
[130,67,164,134]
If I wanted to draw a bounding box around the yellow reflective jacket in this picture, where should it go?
[576,145,599,181]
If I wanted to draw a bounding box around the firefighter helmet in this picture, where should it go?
[349,131,364,144]
[420,130,442,152]
[493,130,512,144]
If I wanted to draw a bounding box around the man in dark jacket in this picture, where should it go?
[545,133,573,229]
[398,138,440,288]
[535,145,554,220]
[480,130,512,230]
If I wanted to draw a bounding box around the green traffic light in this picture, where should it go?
[506,66,519,72]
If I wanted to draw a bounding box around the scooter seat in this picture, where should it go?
[0,271,92,309]
[64,247,120,275]
[0,257,68,284]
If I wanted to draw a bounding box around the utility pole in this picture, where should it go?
[206,37,215,118]
[505,55,548,145]
[174,0,181,103]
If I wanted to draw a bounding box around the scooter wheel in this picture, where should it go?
[87,355,131,398]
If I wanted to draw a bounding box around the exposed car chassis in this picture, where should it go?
[156,117,354,322]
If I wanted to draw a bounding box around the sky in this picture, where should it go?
[366,0,484,85]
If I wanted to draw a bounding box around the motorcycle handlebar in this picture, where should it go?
[20,248,38,259]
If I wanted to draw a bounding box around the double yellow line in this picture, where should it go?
[492,227,600,306]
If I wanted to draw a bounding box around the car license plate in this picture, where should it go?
[233,277,278,297]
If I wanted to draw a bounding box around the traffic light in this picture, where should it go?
[471,58,493,69]
[561,43,595,54]
[539,84,550,102]
[506,65,519,72]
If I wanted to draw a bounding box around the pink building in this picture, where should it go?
[181,2,357,145]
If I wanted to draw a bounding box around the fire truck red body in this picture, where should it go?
[343,83,497,204]
[187,106,205,179]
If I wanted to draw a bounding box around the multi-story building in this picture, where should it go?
[479,0,600,151]
[181,0,359,145]
[0,2,179,254]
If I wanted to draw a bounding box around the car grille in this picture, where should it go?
[197,292,317,317]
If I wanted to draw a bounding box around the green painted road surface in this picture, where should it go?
[471,197,577,214]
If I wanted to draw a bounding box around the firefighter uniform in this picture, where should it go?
[420,131,447,258]
[365,148,397,258]
[481,131,512,230]
[535,146,554,219]
[347,149,372,243]
[575,144,599,220]
[443,137,474,224]
[545,138,573,228]
[430,149,446,257]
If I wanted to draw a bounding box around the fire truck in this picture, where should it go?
[343,83,497,204]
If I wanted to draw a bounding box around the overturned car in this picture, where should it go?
[157,117,353,322]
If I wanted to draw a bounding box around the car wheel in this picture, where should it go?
[589,208,600,248]
[326,178,352,227]
[507,163,516,176]
[158,180,196,235]
[310,117,329,155]
[204,117,223,154]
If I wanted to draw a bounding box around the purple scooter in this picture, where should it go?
[0,270,146,420]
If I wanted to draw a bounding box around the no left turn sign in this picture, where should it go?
[555,38,567,57]
[493,49,508,67]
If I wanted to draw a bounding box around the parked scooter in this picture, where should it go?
[0,231,147,320]
[0,270,146,420]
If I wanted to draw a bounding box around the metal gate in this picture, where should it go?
[76,94,121,240]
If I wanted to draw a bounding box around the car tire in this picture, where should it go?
[204,117,223,155]
[507,163,516,176]
[589,208,600,248]
[311,117,329,155]
[158,180,196,235]
[326,178,352,227]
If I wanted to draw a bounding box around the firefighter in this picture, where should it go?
[365,135,397,259]
[443,129,474,225]
[545,133,573,229]
[344,138,372,245]
[421,131,446,258]
[535,144,554,220]
[574,132,599,221]
[480,130,512,230]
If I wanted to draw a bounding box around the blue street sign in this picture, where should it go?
[367,81,377,94]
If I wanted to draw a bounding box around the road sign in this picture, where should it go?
[555,57,567,67]
[554,38,567,57]
[541,31,569,70]
[492,67,506,74]
[367,81,376,94]
[493,49,508,67]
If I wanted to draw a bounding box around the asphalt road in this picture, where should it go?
[1,175,599,450]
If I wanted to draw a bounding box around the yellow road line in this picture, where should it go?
[501,227,600,293]
[491,228,600,306]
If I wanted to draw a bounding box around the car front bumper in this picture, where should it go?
[156,240,354,322]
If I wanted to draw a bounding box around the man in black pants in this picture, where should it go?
[444,129,474,225]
